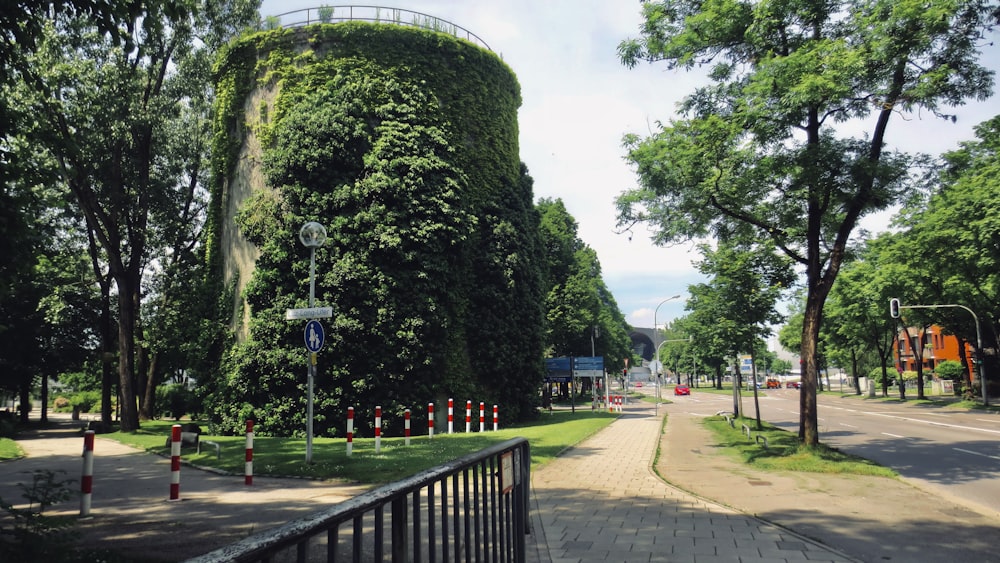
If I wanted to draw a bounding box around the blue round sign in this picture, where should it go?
[304,320,324,353]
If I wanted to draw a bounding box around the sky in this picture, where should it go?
[258,1,1000,332]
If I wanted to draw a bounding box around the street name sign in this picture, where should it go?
[285,306,333,320]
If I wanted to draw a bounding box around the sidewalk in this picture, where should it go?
[525,402,856,563]
[6,402,999,562]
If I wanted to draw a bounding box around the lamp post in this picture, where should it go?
[299,221,327,463]
[653,295,681,401]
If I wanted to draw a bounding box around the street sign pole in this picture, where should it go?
[298,222,327,464]
[306,244,316,463]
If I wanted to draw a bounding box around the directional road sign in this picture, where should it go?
[304,320,325,353]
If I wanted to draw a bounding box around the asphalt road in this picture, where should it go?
[677,387,1000,517]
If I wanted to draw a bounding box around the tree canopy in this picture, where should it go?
[617,0,996,445]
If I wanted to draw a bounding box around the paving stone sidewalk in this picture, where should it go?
[524,402,857,563]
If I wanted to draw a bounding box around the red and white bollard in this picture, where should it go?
[479,402,485,432]
[428,402,434,438]
[493,405,498,431]
[465,400,472,433]
[447,398,454,434]
[404,409,411,446]
[80,430,95,516]
[375,406,382,454]
[245,420,254,486]
[169,424,181,501]
[346,407,354,456]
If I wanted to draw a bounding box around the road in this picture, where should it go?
[669,387,1000,516]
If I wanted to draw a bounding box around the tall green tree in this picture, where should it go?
[537,198,632,378]
[887,115,1000,400]
[616,0,996,445]
[689,240,793,423]
[10,1,260,431]
[822,241,902,396]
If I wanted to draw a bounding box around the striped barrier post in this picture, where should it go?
[428,402,434,438]
[80,430,95,516]
[448,398,454,434]
[493,405,498,431]
[245,420,254,486]
[404,409,411,446]
[479,402,485,432]
[169,424,181,501]
[346,407,354,456]
[375,406,382,454]
[465,400,472,432]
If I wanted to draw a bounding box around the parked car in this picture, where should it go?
[786,381,801,389]
[674,385,690,396]
[635,382,643,388]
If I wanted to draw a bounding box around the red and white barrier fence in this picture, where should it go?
[346,406,354,456]
[80,430,94,516]
[479,402,485,432]
[493,404,498,431]
[169,424,181,501]
[428,402,434,438]
[245,420,254,486]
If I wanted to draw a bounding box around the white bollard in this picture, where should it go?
[80,431,95,516]
[245,420,254,486]
[375,406,382,454]
[448,398,454,434]
[465,400,472,433]
[346,407,354,456]
[169,424,181,501]
[404,409,411,446]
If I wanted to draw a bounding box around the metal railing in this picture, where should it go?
[185,437,530,562]
[265,5,492,52]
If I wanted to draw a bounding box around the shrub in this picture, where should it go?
[69,392,100,413]
[52,397,71,411]
[156,384,200,420]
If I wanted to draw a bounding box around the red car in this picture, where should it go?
[674,385,690,396]
[786,381,801,389]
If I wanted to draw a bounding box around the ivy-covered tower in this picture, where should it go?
[204,10,545,436]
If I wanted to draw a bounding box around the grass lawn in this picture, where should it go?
[701,414,897,477]
[0,437,22,460]
[102,410,617,484]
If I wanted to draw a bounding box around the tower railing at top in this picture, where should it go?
[265,5,492,52]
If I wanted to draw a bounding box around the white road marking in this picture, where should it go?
[882,432,905,438]
[868,411,1000,436]
[840,422,857,428]
[953,448,1000,461]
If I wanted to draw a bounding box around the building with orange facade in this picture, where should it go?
[893,325,976,381]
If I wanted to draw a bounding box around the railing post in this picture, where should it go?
[391,496,408,562]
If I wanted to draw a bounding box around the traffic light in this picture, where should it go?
[889,298,900,319]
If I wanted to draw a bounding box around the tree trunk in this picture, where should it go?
[40,374,48,422]
[799,286,829,446]
[116,277,140,432]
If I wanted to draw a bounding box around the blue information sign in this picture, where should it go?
[304,320,324,353]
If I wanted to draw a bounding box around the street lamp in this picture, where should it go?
[653,295,681,402]
[299,221,327,463]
